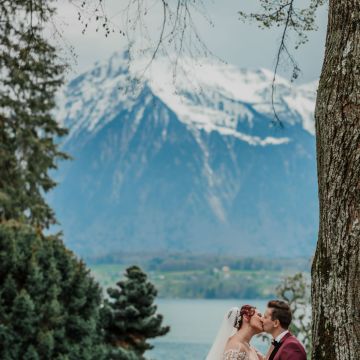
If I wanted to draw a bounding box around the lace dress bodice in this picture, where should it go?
[222,346,260,360]
[222,350,249,360]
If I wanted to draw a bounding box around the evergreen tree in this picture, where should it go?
[102,266,170,359]
[0,221,106,359]
[0,0,69,228]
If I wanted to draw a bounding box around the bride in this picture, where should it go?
[206,305,265,360]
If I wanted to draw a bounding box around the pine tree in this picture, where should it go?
[0,221,106,359]
[102,266,170,359]
[0,0,69,228]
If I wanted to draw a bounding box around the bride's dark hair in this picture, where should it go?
[234,305,256,329]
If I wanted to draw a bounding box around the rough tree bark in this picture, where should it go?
[311,1,360,359]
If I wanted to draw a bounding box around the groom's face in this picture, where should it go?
[262,307,277,334]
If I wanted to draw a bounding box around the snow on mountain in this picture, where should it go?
[57,52,316,145]
[52,52,318,258]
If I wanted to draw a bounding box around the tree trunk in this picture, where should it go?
[311,1,360,359]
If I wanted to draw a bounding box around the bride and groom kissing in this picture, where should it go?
[206,300,307,360]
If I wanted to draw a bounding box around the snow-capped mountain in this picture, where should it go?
[51,51,318,258]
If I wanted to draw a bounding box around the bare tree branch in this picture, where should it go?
[140,0,167,76]
[69,0,326,122]
[239,0,326,126]
[271,0,295,127]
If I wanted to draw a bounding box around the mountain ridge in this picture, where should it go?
[51,52,318,258]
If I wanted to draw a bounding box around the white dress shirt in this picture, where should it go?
[275,330,289,343]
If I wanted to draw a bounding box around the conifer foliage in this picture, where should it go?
[0,2,169,359]
[0,221,106,359]
[102,266,170,359]
[0,0,69,228]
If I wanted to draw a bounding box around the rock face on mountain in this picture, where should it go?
[51,52,318,258]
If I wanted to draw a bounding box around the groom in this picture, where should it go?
[262,300,306,360]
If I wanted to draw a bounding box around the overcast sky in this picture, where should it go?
[56,0,328,84]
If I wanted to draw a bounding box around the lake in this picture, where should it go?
[149,298,270,360]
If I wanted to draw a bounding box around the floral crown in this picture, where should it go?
[234,305,256,328]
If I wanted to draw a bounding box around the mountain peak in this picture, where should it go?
[52,52,318,258]
[57,52,316,145]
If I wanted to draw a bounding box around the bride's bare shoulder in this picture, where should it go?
[224,337,247,352]
[223,342,248,360]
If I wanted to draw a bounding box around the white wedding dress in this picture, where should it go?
[206,307,261,360]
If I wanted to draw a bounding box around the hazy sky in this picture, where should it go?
[57,1,328,84]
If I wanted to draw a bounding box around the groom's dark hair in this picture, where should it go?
[267,300,292,329]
